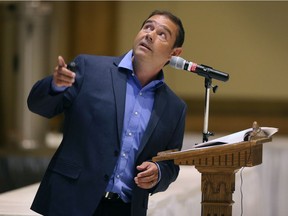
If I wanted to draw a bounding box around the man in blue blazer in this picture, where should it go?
[28,10,187,216]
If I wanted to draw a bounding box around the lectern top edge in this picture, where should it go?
[152,137,272,163]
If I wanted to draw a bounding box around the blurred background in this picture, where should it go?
[0,0,287,206]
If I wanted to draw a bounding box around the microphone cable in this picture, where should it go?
[239,142,252,216]
[240,167,245,216]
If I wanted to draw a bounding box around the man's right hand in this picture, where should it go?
[53,56,76,87]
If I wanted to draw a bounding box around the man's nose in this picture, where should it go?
[145,31,154,42]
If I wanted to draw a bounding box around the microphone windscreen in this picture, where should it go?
[170,56,185,69]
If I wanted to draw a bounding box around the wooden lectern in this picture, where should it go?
[153,136,273,216]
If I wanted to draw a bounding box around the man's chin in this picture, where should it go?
[133,49,150,60]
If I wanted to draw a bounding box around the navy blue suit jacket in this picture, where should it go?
[27,54,187,216]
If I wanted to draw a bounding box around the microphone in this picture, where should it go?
[169,56,229,82]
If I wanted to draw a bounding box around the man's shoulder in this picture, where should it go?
[160,84,187,107]
[74,53,124,65]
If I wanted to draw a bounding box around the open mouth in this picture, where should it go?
[140,42,152,51]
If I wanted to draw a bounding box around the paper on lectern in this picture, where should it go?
[191,127,278,149]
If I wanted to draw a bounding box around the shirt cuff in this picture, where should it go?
[51,81,68,92]
[154,162,162,183]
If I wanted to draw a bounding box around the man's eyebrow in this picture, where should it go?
[144,20,172,37]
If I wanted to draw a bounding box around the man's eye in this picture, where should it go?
[160,33,166,38]
[143,24,153,31]
[159,32,167,40]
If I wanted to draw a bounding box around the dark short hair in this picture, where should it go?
[141,10,185,48]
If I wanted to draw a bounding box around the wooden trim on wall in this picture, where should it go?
[183,98,287,135]
[68,2,118,58]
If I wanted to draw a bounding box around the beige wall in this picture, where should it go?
[116,1,288,101]
[1,1,287,144]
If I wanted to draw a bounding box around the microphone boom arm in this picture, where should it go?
[196,64,229,82]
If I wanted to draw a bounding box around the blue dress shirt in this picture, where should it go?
[105,50,164,202]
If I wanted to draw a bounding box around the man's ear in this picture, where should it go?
[165,47,183,66]
[171,47,183,57]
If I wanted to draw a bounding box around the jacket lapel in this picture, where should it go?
[111,56,168,156]
[137,85,168,157]
[111,59,127,146]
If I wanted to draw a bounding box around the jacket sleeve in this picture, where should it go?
[152,103,187,194]
[27,56,85,118]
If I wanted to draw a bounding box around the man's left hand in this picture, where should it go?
[134,162,159,189]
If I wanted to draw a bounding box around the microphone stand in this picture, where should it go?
[202,77,218,142]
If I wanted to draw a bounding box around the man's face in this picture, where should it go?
[133,14,182,67]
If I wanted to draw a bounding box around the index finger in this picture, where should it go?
[58,56,66,67]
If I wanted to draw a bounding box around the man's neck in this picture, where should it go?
[133,59,162,87]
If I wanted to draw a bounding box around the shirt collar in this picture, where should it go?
[118,50,134,71]
[118,50,165,85]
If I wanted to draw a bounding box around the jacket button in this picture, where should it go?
[114,150,119,157]
[104,174,109,182]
